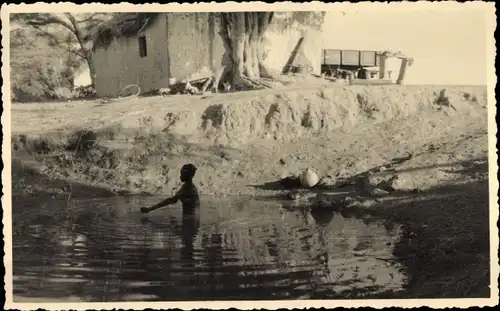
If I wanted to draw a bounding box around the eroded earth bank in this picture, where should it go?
[12,84,488,197]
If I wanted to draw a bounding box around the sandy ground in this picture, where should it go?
[11,82,488,197]
[9,80,492,298]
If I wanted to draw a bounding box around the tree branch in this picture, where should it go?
[27,15,76,34]
[70,49,86,59]
[64,13,91,60]
[78,13,109,25]
[64,12,78,27]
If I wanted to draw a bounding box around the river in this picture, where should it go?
[12,195,408,301]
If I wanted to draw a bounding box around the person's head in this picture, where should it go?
[180,163,197,182]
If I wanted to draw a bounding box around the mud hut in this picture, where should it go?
[91,13,224,98]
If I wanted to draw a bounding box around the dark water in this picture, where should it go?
[12,196,408,302]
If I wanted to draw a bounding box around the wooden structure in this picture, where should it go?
[320,49,414,85]
[377,50,414,85]
[282,37,315,75]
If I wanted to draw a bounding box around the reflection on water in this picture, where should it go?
[12,196,408,301]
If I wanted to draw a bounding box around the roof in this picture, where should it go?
[91,13,160,49]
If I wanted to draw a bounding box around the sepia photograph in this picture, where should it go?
[2,1,498,309]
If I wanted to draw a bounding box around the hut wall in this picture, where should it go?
[93,13,224,98]
[93,14,170,98]
[167,13,224,81]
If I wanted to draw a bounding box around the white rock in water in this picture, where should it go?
[300,167,319,188]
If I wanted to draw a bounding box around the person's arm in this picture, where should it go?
[141,197,178,213]
[141,187,183,213]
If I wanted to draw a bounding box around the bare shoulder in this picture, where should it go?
[176,182,199,198]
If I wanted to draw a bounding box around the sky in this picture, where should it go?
[319,8,490,85]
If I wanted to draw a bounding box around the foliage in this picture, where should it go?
[10,26,76,102]
[10,13,114,91]
[74,85,97,99]
[272,11,327,32]
[90,13,158,49]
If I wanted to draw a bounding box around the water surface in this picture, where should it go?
[12,196,408,301]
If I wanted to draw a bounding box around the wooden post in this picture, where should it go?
[396,58,408,85]
[378,54,387,79]
[282,37,304,74]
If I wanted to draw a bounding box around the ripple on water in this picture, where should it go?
[12,196,408,302]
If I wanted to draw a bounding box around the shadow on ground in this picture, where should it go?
[365,179,490,298]
[292,157,491,299]
[252,156,488,192]
[252,156,491,298]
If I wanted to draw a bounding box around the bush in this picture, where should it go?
[73,85,97,99]
[10,27,80,103]
[11,57,75,103]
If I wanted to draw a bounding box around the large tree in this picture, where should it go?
[216,11,326,91]
[11,13,113,88]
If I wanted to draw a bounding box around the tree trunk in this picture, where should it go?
[256,12,277,79]
[243,13,258,80]
[217,12,276,91]
[85,53,97,89]
[231,13,251,89]
[65,13,97,89]
[248,12,261,78]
